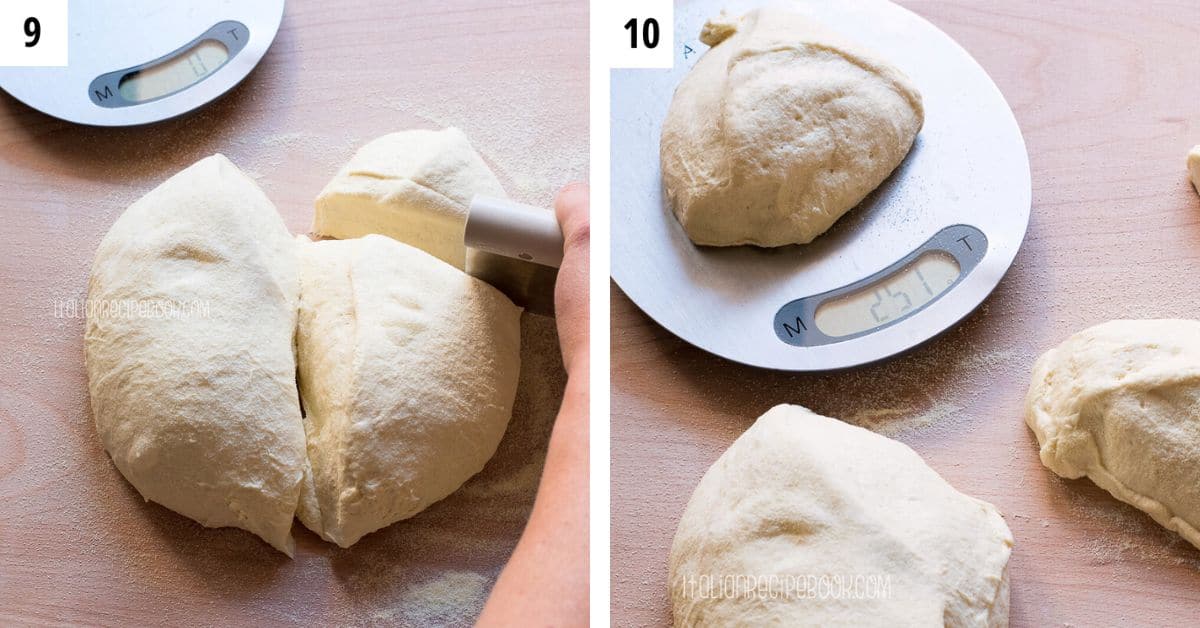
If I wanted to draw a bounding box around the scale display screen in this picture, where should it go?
[87,21,252,111]
[117,40,230,103]
[772,224,989,348]
[814,251,960,337]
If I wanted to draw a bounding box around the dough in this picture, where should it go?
[85,154,306,556]
[1188,145,1200,195]
[1026,319,1200,550]
[295,234,521,547]
[670,405,1012,627]
[660,9,924,247]
[87,132,524,554]
[312,127,507,269]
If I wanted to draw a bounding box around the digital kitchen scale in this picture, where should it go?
[611,0,1031,371]
[0,1,285,126]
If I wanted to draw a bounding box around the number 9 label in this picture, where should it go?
[24,17,40,48]
[0,0,66,67]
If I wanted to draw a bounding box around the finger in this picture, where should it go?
[555,182,591,257]
[553,182,590,370]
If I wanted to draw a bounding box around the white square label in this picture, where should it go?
[606,0,673,69]
[0,0,67,67]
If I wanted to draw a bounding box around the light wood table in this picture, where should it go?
[612,1,1200,625]
[0,1,586,625]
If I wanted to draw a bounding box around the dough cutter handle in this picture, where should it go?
[466,196,563,268]
[464,195,562,317]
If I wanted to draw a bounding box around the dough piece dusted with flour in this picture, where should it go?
[312,127,507,269]
[295,234,521,547]
[85,155,306,556]
[670,405,1012,627]
[1026,319,1200,550]
[661,9,924,247]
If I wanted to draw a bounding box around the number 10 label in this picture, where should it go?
[0,0,67,67]
[608,0,672,69]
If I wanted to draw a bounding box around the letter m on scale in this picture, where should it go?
[781,316,807,338]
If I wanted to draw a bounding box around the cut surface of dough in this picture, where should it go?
[669,405,1012,627]
[312,127,506,269]
[1026,319,1200,550]
[85,154,306,555]
[295,234,521,547]
[660,8,924,247]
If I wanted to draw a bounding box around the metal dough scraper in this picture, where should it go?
[465,196,563,317]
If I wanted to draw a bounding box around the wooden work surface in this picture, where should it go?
[612,1,1200,625]
[0,1,587,625]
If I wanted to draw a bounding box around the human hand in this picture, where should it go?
[476,182,591,627]
[554,182,590,373]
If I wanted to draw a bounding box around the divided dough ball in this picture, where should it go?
[85,154,306,556]
[295,234,521,547]
[669,405,1012,627]
[87,131,524,554]
[1026,319,1200,549]
[313,127,507,270]
[660,8,924,247]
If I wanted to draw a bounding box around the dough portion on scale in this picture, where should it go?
[85,154,306,556]
[660,8,924,247]
[669,405,1012,627]
[312,127,507,269]
[1026,319,1200,550]
[294,234,521,547]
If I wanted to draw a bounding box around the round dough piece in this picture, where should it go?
[660,8,924,247]
[295,234,521,547]
[1026,319,1200,549]
[670,405,1012,627]
[312,127,507,270]
[85,154,306,556]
